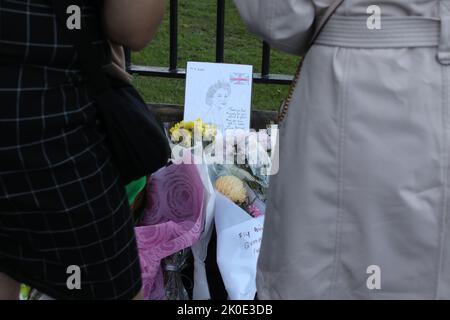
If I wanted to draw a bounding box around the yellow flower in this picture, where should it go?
[203,124,217,140]
[170,119,216,144]
[215,175,247,204]
[170,121,183,135]
[171,128,192,147]
[184,121,195,130]
[193,119,203,133]
[194,118,203,126]
[170,128,180,141]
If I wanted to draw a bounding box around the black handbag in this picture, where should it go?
[52,0,171,184]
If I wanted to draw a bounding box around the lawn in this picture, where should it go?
[131,0,299,111]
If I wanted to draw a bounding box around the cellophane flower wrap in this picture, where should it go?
[135,155,204,300]
[167,119,218,300]
[162,248,191,300]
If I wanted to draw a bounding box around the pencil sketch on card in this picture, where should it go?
[184,62,253,134]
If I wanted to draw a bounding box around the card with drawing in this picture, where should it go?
[184,62,253,134]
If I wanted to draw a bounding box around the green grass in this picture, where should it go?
[132,0,299,111]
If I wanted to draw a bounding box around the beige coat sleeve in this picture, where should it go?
[233,0,316,55]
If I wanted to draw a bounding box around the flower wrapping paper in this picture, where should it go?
[135,161,205,300]
[215,191,265,300]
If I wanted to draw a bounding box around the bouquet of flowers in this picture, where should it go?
[208,126,278,299]
[135,156,205,300]
[164,119,218,300]
[169,119,217,149]
[167,119,279,300]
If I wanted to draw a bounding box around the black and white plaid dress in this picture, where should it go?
[0,0,142,299]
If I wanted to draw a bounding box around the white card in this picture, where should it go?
[184,62,253,134]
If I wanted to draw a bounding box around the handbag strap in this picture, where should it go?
[311,0,346,45]
[278,0,345,123]
[51,0,112,95]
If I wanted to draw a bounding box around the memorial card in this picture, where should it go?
[184,61,253,134]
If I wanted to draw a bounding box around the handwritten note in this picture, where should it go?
[238,222,264,256]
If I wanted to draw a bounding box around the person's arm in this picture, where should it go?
[233,0,316,56]
[102,0,165,51]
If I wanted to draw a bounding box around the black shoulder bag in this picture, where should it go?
[52,0,171,184]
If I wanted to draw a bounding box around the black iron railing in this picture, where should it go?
[124,0,293,85]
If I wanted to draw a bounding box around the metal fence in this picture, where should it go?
[124,0,294,85]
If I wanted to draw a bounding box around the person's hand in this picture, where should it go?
[102,0,165,51]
